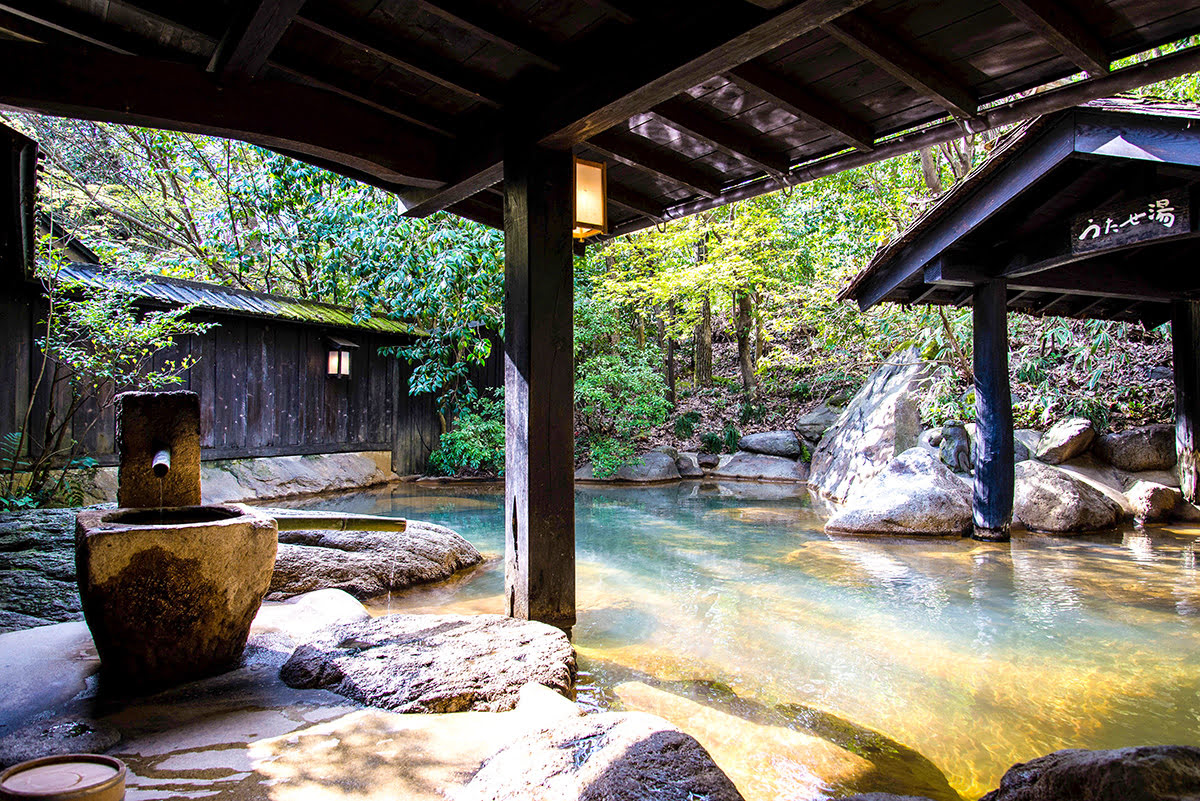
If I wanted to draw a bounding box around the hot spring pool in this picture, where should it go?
[267,480,1200,799]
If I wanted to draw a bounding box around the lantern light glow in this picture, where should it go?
[326,335,357,378]
[573,157,607,239]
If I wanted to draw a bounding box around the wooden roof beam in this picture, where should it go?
[577,0,636,24]
[0,0,189,57]
[588,132,724,199]
[823,11,978,119]
[0,41,447,190]
[414,0,561,71]
[726,60,874,151]
[607,183,666,221]
[292,10,503,108]
[998,0,1109,76]
[207,0,306,79]
[652,97,790,178]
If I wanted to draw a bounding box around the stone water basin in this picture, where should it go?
[75,505,277,689]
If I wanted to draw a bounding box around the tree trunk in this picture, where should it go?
[735,292,758,397]
[753,292,765,366]
[920,146,943,195]
[695,296,712,387]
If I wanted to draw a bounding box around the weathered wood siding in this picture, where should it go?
[0,305,457,475]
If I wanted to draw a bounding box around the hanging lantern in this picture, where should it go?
[326,335,358,378]
[573,157,607,239]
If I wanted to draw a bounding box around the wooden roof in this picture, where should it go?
[840,97,1200,328]
[2,1,1200,237]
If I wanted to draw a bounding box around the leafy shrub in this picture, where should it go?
[738,400,766,426]
[699,431,724,454]
[722,423,740,453]
[427,389,504,476]
[674,411,701,439]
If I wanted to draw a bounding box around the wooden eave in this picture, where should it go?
[840,99,1200,328]
[1,1,1199,236]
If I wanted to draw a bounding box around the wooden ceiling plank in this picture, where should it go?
[207,0,307,79]
[414,0,561,71]
[652,97,790,177]
[997,0,1109,76]
[726,60,874,151]
[576,0,635,24]
[823,11,978,119]
[0,0,140,54]
[268,60,456,137]
[0,40,447,190]
[588,132,723,199]
[293,11,502,108]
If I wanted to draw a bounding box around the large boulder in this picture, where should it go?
[825,448,973,536]
[710,452,810,483]
[1094,425,1177,472]
[1014,460,1122,533]
[0,508,85,627]
[796,402,843,441]
[459,710,744,801]
[1014,429,1042,463]
[737,430,802,459]
[201,451,397,503]
[676,453,705,478]
[574,451,681,483]
[268,520,482,600]
[1035,418,1096,464]
[1127,480,1182,523]
[280,613,576,713]
[809,347,929,502]
[980,746,1200,801]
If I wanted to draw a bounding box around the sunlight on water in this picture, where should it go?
[274,481,1200,800]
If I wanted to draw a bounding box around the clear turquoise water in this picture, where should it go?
[271,480,1200,799]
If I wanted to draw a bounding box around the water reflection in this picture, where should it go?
[271,481,1200,800]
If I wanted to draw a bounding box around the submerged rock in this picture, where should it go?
[1014,460,1122,533]
[1095,425,1176,472]
[280,613,575,713]
[737,430,802,459]
[981,745,1200,801]
[809,346,929,502]
[268,520,482,600]
[1035,418,1096,464]
[574,451,681,483]
[710,451,810,482]
[825,448,972,536]
[460,709,744,801]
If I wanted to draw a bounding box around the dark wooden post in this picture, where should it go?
[1172,300,1200,504]
[502,141,575,632]
[972,279,1014,541]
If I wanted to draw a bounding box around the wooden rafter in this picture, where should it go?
[293,10,503,108]
[726,60,874,151]
[998,0,1109,76]
[652,97,790,177]
[587,132,724,199]
[607,183,666,220]
[823,11,978,119]
[0,41,446,190]
[0,0,169,57]
[207,0,306,79]
[577,0,636,24]
[414,0,561,71]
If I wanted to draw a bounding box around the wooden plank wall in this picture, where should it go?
[0,304,474,476]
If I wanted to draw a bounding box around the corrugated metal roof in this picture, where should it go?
[56,263,424,336]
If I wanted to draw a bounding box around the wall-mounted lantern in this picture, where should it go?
[326,335,358,378]
[573,156,607,239]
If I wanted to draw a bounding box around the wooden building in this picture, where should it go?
[0,123,459,477]
[3,0,1200,628]
[841,98,1200,540]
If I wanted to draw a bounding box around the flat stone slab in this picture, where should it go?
[268,520,483,600]
[710,452,810,483]
[280,613,576,713]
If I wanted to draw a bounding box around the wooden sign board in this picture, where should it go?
[1071,189,1190,254]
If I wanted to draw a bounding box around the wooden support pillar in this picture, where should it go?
[1172,300,1200,504]
[502,141,576,631]
[972,279,1014,541]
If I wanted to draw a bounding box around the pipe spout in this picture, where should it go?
[152,447,171,479]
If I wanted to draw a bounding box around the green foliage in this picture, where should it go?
[699,431,724,455]
[674,411,701,440]
[1,244,211,508]
[427,389,504,477]
[722,423,741,454]
[737,399,766,426]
